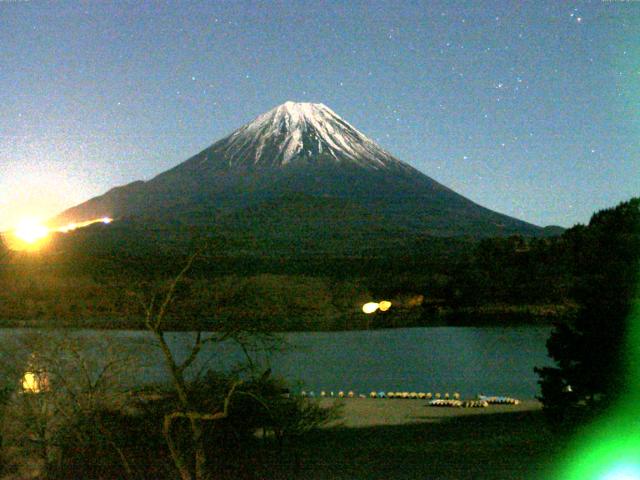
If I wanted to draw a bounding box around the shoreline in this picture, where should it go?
[0,321,554,332]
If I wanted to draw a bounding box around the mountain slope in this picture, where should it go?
[53,101,543,239]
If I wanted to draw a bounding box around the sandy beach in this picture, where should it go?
[320,398,542,428]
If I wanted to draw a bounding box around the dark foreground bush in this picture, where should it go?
[47,371,338,480]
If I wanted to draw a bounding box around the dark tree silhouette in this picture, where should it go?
[536,198,640,424]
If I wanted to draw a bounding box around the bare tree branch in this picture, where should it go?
[177,331,202,374]
[154,252,199,331]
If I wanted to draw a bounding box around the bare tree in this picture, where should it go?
[0,331,141,479]
[138,254,283,480]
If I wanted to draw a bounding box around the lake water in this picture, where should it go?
[2,326,552,399]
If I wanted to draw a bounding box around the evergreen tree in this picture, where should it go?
[536,198,640,424]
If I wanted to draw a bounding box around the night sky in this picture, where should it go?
[1,0,638,231]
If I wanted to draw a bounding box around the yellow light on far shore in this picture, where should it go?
[379,300,392,312]
[362,302,379,314]
[362,300,392,314]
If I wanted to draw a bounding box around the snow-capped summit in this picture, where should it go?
[213,101,411,170]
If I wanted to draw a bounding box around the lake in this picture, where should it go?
[2,326,552,399]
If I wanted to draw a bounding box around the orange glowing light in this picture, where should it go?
[22,370,50,393]
[22,372,40,393]
[1,216,114,252]
[379,300,392,312]
[14,219,49,244]
[1,218,52,252]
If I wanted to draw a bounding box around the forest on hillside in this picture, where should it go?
[0,198,637,331]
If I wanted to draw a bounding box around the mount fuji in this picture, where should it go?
[53,102,545,242]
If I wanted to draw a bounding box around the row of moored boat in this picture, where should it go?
[299,390,520,406]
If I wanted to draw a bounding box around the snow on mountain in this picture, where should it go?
[212,101,412,171]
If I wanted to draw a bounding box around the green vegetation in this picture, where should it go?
[0,217,602,331]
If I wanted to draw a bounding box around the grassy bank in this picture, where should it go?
[261,399,566,479]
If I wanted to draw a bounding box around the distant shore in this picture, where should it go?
[0,308,563,331]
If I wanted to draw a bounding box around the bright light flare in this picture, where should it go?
[56,217,113,233]
[602,463,640,480]
[1,218,52,252]
[1,216,113,252]
[14,219,49,244]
